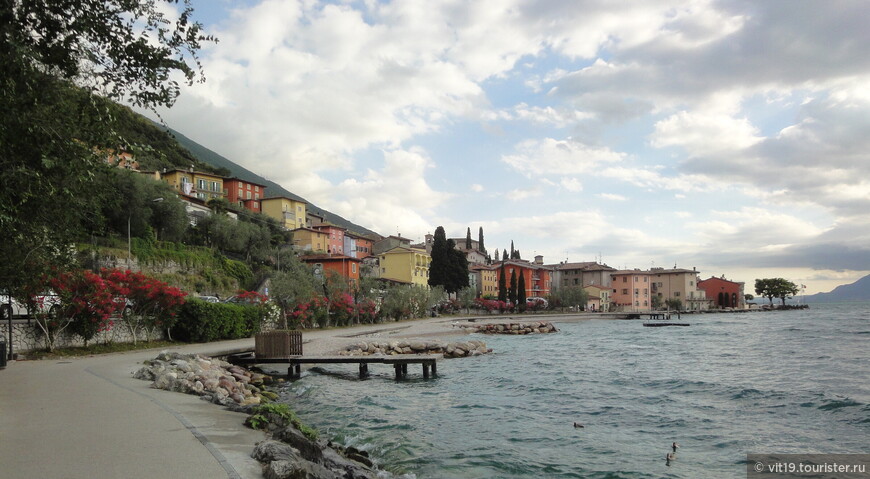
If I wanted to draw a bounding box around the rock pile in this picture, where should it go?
[462,321,558,335]
[133,351,278,408]
[339,339,490,358]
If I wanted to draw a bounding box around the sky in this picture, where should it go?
[142,0,870,295]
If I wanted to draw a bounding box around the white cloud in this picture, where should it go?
[470,183,485,192]
[598,193,627,201]
[501,137,624,177]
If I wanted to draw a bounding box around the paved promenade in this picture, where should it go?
[0,313,588,478]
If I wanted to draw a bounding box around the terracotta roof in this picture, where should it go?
[300,254,360,262]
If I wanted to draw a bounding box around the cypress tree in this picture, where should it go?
[449,245,470,293]
[478,227,485,253]
[517,273,527,307]
[509,269,517,304]
[494,249,500,262]
[498,264,507,302]
[466,227,472,250]
[503,249,508,261]
[428,226,450,289]
[510,240,515,258]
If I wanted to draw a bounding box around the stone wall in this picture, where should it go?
[460,321,558,335]
[1,319,166,356]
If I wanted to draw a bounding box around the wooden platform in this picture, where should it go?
[227,352,439,380]
[642,322,691,327]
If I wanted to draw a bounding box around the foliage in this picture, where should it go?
[755,278,799,306]
[174,300,262,342]
[38,269,123,349]
[665,298,683,310]
[547,286,588,312]
[270,255,319,328]
[286,296,329,329]
[103,269,186,342]
[99,169,188,243]
[458,286,478,313]
[428,226,469,293]
[0,0,211,296]
[508,270,518,305]
[474,298,514,314]
[498,264,507,302]
[247,403,318,442]
[517,273,527,311]
[381,285,431,320]
[478,227,486,254]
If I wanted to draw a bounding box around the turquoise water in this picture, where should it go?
[276,304,870,478]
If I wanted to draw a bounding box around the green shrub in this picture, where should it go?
[173,298,262,342]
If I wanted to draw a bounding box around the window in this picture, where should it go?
[622,289,628,294]
[198,179,206,189]
[623,277,627,283]
[238,189,243,198]
[211,181,219,192]
[352,264,357,274]
[634,288,639,294]
[644,277,648,282]
[674,292,681,297]
[381,267,386,273]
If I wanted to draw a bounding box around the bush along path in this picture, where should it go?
[134,352,378,479]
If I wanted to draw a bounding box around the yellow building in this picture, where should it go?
[379,246,431,286]
[291,227,329,253]
[161,169,225,201]
[584,284,611,312]
[471,264,498,297]
[261,197,307,230]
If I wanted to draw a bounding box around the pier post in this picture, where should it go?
[423,363,430,378]
[431,361,437,377]
[394,363,403,380]
[359,362,369,379]
[402,364,408,376]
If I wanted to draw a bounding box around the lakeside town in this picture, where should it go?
[120,156,753,314]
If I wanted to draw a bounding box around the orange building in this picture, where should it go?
[223,178,267,213]
[348,233,375,259]
[300,254,360,285]
[500,260,553,298]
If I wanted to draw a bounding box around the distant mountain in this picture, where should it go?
[803,274,870,302]
[160,124,382,239]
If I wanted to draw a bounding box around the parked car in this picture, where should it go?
[526,296,548,308]
[197,295,220,303]
[0,291,60,319]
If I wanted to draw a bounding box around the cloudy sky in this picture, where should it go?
[145,0,870,294]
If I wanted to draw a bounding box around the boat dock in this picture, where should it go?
[227,351,439,380]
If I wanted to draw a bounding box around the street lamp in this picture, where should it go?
[128,198,164,262]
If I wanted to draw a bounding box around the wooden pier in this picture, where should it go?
[227,351,439,380]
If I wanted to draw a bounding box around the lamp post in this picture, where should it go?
[128,197,164,263]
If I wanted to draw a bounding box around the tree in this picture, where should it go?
[498,264,507,302]
[46,269,125,348]
[494,250,500,262]
[517,273,527,310]
[478,227,486,254]
[510,241,515,258]
[548,286,588,312]
[270,254,319,328]
[1,1,212,297]
[458,286,478,313]
[429,227,469,294]
[466,227,472,250]
[755,278,799,306]
[508,269,517,304]
[503,249,509,261]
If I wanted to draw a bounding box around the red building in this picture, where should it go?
[223,178,267,213]
[500,260,553,299]
[698,276,744,309]
[347,232,375,259]
[300,254,361,285]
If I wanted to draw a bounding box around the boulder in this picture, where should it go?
[409,341,427,351]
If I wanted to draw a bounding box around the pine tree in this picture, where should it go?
[509,269,517,304]
[478,227,485,253]
[498,264,507,302]
[466,227,472,250]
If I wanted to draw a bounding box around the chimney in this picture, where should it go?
[534,255,543,265]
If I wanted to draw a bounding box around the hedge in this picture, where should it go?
[173,299,262,343]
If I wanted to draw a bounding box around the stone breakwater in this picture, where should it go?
[133,351,278,407]
[135,352,379,479]
[339,339,491,358]
[461,321,558,335]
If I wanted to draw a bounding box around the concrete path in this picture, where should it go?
[0,313,590,479]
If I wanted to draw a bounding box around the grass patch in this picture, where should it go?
[24,340,180,360]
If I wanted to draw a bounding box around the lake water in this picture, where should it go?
[276,303,870,478]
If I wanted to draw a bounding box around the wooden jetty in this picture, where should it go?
[642,322,691,327]
[227,351,439,380]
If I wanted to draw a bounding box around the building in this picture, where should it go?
[311,224,347,255]
[300,254,361,285]
[261,197,307,230]
[698,275,745,309]
[470,264,498,298]
[348,233,375,259]
[161,168,225,202]
[499,259,553,299]
[223,178,267,213]
[378,246,431,286]
[610,270,653,311]
[648,267,711,311]
[584,285,611,312]
[549,262,616,289]
[373,235,412,255]
[291,227,329,253]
